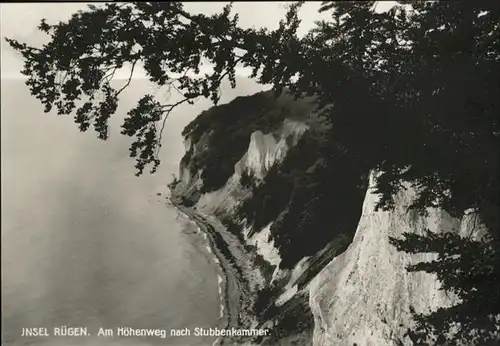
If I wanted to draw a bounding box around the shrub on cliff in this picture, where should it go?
[239,169,255,189]
[7,1,499,343]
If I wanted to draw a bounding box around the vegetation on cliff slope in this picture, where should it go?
[7,1,499,343]
[238,128,367,269]
[180,90,310,193]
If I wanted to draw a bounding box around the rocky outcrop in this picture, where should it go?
[309,172,484,346]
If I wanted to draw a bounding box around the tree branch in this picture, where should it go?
[116,60,138,96]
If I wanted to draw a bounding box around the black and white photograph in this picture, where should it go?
[1,1,499,346]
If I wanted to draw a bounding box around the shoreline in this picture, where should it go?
[170,195,250,346]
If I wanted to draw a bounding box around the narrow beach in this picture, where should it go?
[170,195,251,346]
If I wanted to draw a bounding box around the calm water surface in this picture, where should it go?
[1,80,220,346]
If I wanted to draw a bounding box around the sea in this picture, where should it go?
[1,78,236,346]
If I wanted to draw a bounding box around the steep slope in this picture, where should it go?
[171,89,361,344]
[170,89,496,346]
[170,88,375,345]
[310,172,486,346]
[195,118,309,216]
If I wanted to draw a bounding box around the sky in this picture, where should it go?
[0,1,396,80]
[0,2,323,79]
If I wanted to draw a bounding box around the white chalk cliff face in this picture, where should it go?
[309,172,482,346]
[195,119,308,215]
[176,132,210,198]
[235,119,309,179]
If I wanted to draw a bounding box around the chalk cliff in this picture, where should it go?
[172,89,340,344]
[170,90,497,346]
[195,118,309,216]
[309,172,488,346]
